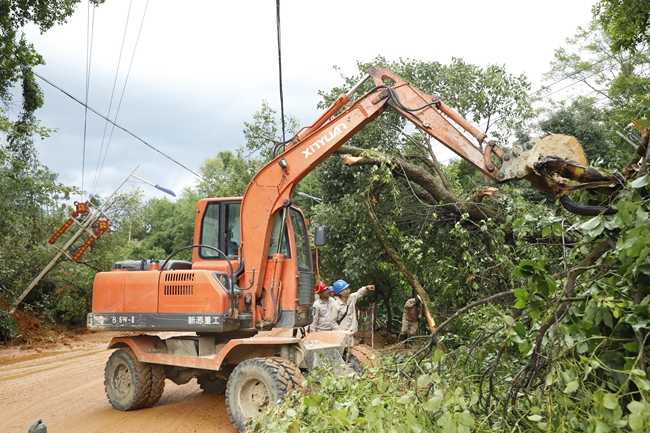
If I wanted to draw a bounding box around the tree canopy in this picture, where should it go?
[594,0,650,53]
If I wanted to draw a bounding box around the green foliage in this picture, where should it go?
[0,1,103,142]
[593,0,650,53]
[126,196,186,260]
[252,356,481,433]
[542,20,650,168]
[0,160,75,297]
[243,99,299,160]
[637,100,650,129]
[494,175,650,431]
[0,310,18,341]
[0,0,110,326]
[317,195,385,286]
[193,150,257,198]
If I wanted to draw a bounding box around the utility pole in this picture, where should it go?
[9,166,175,314]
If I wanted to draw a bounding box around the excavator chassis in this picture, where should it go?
[106,331,354,374]
[102,331,363,431]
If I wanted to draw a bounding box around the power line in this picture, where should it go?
[82,2,96,199]
[528,51,619,99]
[91,0,134,194]
[276,0,286,141]
[26,65,207,182]
[95,0,151,193]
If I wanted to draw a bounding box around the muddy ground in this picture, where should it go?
[0,330,237,433]
[0,306,393,433]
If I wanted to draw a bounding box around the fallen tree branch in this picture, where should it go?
[339,144,502,223]
[520,237,616,389]
[431,290,517,339]
[362,195,438,335]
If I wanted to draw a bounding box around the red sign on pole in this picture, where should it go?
[49,218,74,244]
[73,201,90,218]
[72,236,96,262]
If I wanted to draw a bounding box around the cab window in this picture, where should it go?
[224,203,241,258]
[290,208,310,270]
[268,212,290,257]
[199,202,220,258]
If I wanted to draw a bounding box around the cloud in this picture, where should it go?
[26,0,596,202]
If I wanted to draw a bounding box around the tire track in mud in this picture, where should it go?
[0,334,237,433]
[0,348,107,382]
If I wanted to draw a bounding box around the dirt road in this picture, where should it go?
[0,331,238,433]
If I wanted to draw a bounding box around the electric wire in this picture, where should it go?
[97,0,150,190]
[527,51,619,99]
[27,65,207,182]
[82,2,96,199]
[0,10,206,184]
[276,0,286,141]
[91,0,134,195]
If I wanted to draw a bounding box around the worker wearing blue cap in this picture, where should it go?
[332,279,374,333]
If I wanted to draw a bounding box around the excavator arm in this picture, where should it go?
[238,66,620,327]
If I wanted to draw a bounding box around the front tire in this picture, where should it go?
[104,348,152,411]
[141,363,166,408]
[225,357,303,432]
[344,345,382,373]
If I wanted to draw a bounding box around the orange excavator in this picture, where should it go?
[87,66,621,431]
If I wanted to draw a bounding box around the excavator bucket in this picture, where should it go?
[516,134,588,195]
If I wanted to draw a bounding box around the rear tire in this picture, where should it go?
[226,357,303,432]
[197,374,227,395]
[104,348,152,411]
[141,363,166,408]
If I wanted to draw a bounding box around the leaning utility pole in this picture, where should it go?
[9,167,141,314]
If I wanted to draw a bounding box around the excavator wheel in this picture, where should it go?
[344,345,382,374]
[225,357,304,432]
[197,374,228,395]
[104,348,153,411]
[141,363,166,408]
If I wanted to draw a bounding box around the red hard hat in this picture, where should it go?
[315,281,328,294]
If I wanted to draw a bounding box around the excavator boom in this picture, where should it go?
[238,66,603,329]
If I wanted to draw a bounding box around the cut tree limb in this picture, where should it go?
[338,144,502,223]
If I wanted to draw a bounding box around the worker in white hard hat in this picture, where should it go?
[332,279,374,334]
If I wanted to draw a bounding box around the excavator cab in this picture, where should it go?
[191,197,315,329]
[89,197,315,332]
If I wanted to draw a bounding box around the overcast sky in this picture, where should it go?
[24,0,597,202]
